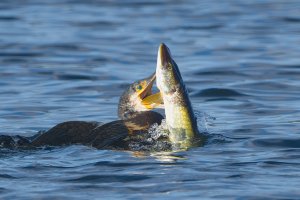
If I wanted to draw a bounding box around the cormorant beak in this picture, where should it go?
[140,72,164,110]
[138,72,156,100]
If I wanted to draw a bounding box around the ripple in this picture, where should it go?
[226,174,245,178]
[0,16,19,21]
[227,161,258,167]
[65,174,150,183]
[0,187,9,194]
[1,58,28,63]
[191,88,247,97]
[21,164,75,170]
[251,138,300,148]
[282,17,300,23]
[71,20,120,28]
[93,161,154,167]
[55,74,99,81]
[0,52,43,57]
[178,24,223,30]
[38,43,83,51]
[261,161,300,167]
[0,174,17,179]
[194,70,246,77]
[205,133,236,145]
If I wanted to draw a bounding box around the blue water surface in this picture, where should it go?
[1,0,300,199]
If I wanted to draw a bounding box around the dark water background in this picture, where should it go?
[1,0,300,199]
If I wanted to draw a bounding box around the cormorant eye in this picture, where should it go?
[136,85,143,91]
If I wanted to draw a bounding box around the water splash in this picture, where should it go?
[194,110,216,133]
[127,114,215,152]
[128,120,172,152]
[147,119,169,141]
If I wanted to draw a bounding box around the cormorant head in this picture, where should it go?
[118,73,161,119]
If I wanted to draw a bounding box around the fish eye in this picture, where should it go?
[136,85,143,91]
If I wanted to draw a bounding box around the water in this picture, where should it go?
[1,0,300,199]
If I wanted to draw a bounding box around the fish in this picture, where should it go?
[143,43,203,149]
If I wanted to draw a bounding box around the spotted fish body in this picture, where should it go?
[156,43,200,149]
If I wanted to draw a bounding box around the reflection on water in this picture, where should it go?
[132,151,187,163]
[1,0,300,199]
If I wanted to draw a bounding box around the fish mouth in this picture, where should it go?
[157,43,173,68]
[156,43,183,96]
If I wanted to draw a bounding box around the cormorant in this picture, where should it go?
[0,73,164,150]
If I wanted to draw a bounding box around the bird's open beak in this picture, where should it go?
[138,72,156,100]
[140,73,164,110]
